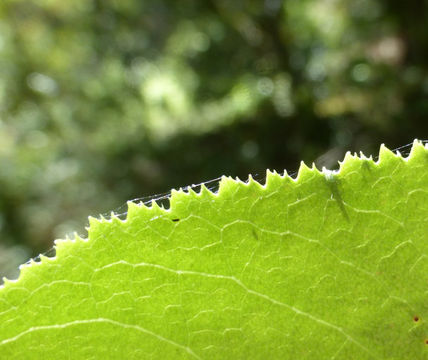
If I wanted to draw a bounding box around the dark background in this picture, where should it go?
[0,0,427,280]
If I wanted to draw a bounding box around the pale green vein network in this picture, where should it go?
[97,259,375,357]
[0,318,201,359]
[0,140,427,359]
[0,260,373,358]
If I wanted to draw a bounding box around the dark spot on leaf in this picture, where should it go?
[425,339,428,345]
[324,173,349,222]
[172,218,180,222]
[413,316,419,322]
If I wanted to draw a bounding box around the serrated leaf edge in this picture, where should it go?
[1,139,426,289]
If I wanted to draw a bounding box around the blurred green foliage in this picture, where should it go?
[0,0,427,279]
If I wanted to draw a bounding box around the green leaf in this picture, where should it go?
[1,140,427,359]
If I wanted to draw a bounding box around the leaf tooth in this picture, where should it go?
[171,186,209,213]
[87,215,116,240]
[148,199,166,214]
[183,185,199,198]
[109,211,123,224]
[125,200,145,220]
[338,151,359,173]
[197,183,217,198]
[246,174,265,190]
[295,161,313,182]
[1,277,11,287]
[74,232,88,242]
[0,276,18,289]
[149,198,158,209]
[53,237,67,248]
[358,150,372,161]
[377,143,399,165]
[342,150,356,163]
[17,259,37,279]
[265,169,285,188]
[217,175,238,196]
[179,185,189,194]
[54,238,74,258]
[169,187,187,206]
[310,162,322,175]
[88,215,104,228]
[407,139,427,163]
[265,168,278,180]
[233,175,246,185]
[266,168,277,176]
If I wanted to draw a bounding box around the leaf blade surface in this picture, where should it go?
[0,141,427,359]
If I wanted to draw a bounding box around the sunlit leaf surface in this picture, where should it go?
[0,140,427,359]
